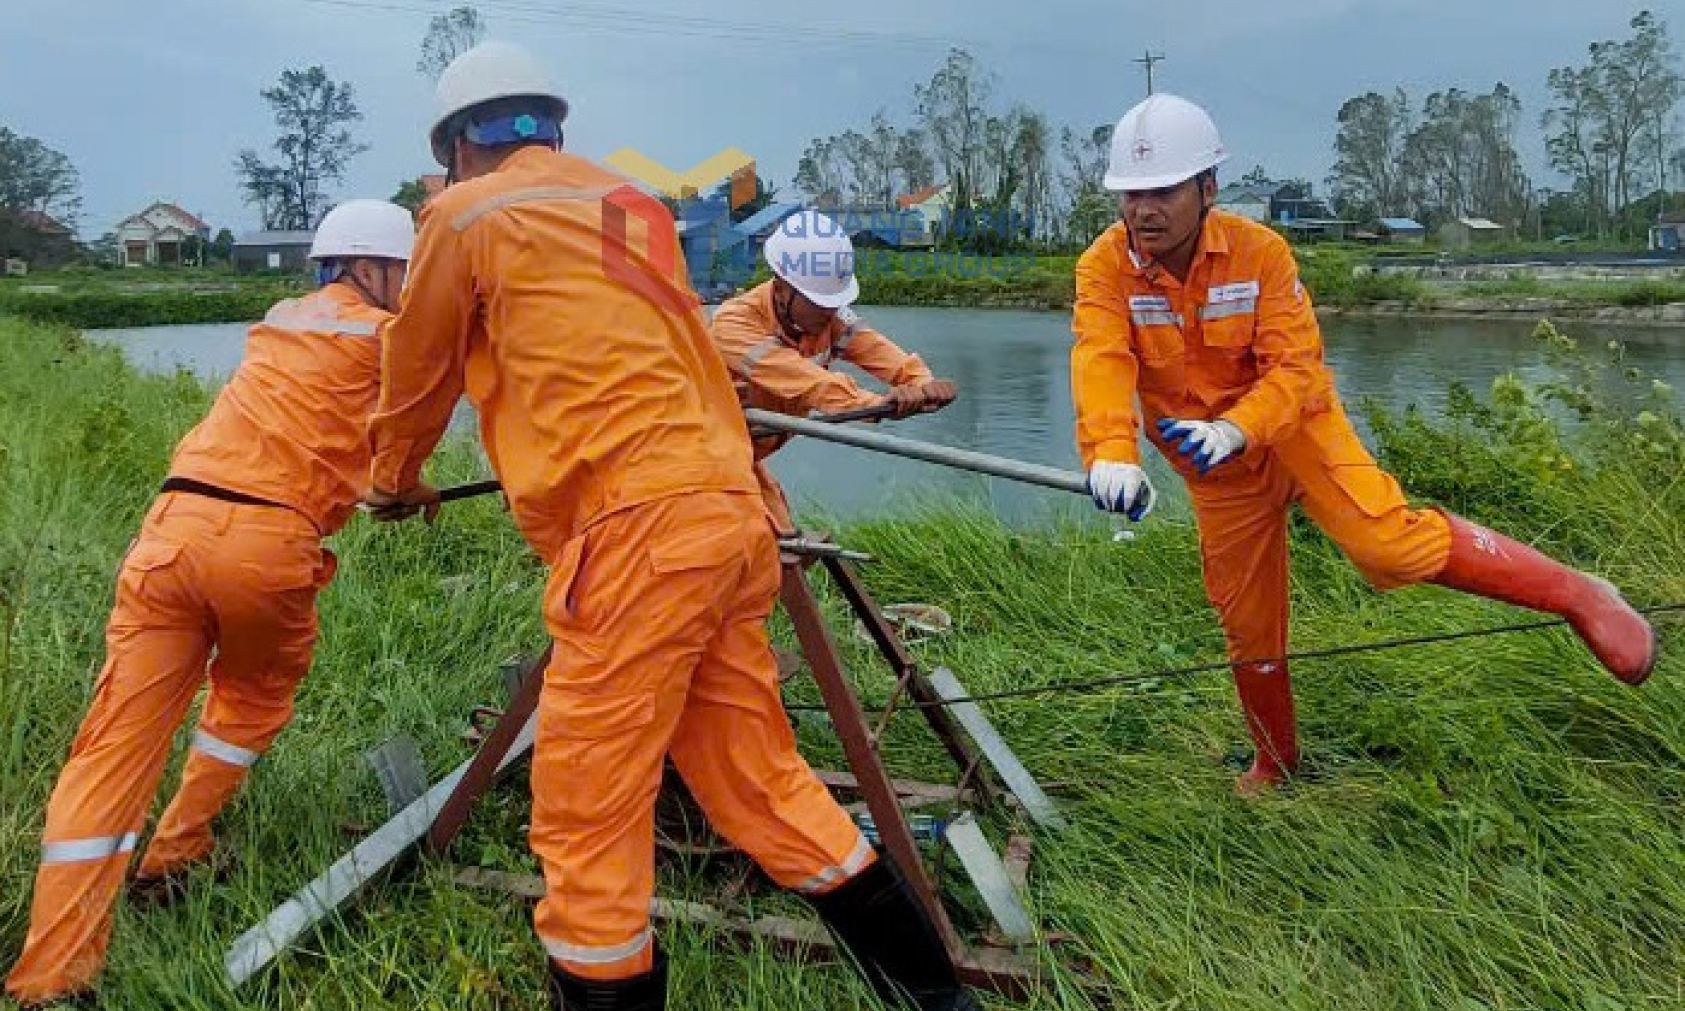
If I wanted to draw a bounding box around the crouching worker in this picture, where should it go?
[5,200,414,1006]
[1072,93,1657,794]
[710,210,958,534]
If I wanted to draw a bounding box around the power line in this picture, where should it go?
[296,0,1095,56]
[783,603,1683,711]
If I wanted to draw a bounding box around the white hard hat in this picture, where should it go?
[1103,93,1228,192]
[763,211,859,309]
[430,41,569,167]
[309,200,415,262]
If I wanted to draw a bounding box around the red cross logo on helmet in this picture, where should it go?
[1131,140,1154,162]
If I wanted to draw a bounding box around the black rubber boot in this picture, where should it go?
[807,854,982,1011]
[547,946,667,1010]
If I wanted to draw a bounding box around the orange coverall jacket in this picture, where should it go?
[1071,211,1450,664]
[367,146,757,559]
[710,280,934,529]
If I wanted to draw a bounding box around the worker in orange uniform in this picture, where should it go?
[710,209,958,533]
[5,200,415,1006]
[1072,93,1657,794]
[361,41,979,1011]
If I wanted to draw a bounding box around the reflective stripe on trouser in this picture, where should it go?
[531,493,869,981]
[6,495,326,1004]
[1188,399,1452,676]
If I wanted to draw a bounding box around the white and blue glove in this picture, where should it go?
[1157,418,1246,475]
[1087,461,1157,521]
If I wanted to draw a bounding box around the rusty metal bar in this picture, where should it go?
[867,671,915,748]
[811,770,974,808]
[425,646,550,855]
[821,557,995,804]
[778,564,963,957]
[453,866,1037,995]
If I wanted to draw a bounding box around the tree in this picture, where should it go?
[1328,89,1412,220]
[392,177,431,215]
[235,66,367,231]
[894,129,937,194]
[0,126,82,228]
[1011,110,1054,241]
[1058,123,1114,245]
[84,232,120,267]
[915,48,991,222]
[794,135,849,205]
[418,6,487,81]
[1399,85,1530,226]
[211,227,235,265]
[1544,11,1682,237]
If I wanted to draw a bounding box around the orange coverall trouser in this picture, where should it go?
[1188,401,1453,670]
[6,493,333,1003]
[531,491,871,980]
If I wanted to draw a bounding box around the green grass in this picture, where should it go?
[1452,277,1685,308]
[2,314,1684,1009]
[0,269,306,328]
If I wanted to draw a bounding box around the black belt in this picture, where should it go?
[159,477,286,510]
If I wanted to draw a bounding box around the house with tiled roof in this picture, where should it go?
[896,184,951,237]
[116,201,211,266]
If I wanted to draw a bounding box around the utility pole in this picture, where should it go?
[1134,50,1165,96]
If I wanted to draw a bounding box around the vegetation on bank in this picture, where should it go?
[0,269,304,328]
[1,311,1682,1009]
[4,240,1682,328]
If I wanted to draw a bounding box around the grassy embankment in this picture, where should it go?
[1,313,1683,1009]
[848,246,1685,313]
[0,269,303,328]
[5,245,1682,325]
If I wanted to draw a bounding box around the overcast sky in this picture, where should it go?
[0,0,1661,238]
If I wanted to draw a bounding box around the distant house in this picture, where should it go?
[1439,216,1507,249]
[232,230,314,273]
[0,208,78,269]
[116,201,210,267]
[1277,218,1355,242]
[1375,217,1427,244]
[1273,195,1335,223]
[1216,182,1277,222]
[896,184,952,236]
[18,209,72,239]
[827,206,933,249]
[1648,211,1685,252]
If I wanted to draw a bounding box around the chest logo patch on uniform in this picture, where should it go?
[1207,280,1259,303]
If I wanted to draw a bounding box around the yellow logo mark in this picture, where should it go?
[604,146,757,207]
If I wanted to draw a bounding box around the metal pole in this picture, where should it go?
[743,409,1090,496]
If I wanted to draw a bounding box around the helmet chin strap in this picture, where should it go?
[338,262,386,310]
[773,281,808,342]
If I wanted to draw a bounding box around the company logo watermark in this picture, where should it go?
[599,144,1039,298]
[603,146,757,209]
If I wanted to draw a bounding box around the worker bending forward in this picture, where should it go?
[7,200,415,1005]
[710,210,957,532]
[364,42,979,1011]
[1073,94,1655,793]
